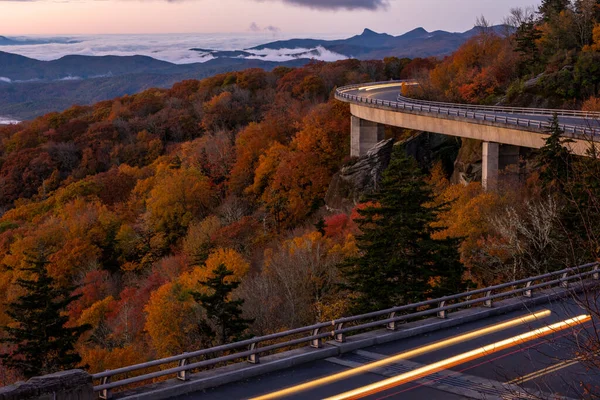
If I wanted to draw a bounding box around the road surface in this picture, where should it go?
[180,298,599,399]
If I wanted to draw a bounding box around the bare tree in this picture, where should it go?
[478,196,566,282]
[503,6,536,30]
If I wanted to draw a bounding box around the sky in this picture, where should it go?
[1,0,542,36]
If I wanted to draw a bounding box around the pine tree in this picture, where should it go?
[539,0,570,21]
[515,15,543,76]
[537,113,574,190]
[0,253,90,378]
[191,264,253,346]
[340,146,466,314]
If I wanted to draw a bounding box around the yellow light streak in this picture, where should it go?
[360,83,404,91]
[324,314,591,400]
[250,310,552,400]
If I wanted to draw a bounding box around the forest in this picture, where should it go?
[1,0,600,386]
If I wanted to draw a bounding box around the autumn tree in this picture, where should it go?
[340,146,466,314]
[1,253,90,378]
[191,264,253,346]
[146,164,215,243]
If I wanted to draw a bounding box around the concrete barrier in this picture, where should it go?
[0,369,94,400]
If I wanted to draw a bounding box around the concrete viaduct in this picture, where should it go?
[335,82,600,189]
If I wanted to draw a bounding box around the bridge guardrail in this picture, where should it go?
[92,262,599,399]
[394,94,600,119]
[335,83,600,137]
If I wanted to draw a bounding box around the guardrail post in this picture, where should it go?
[335,322,346,343]
[387,311,399,331]
[177,355,190,381]
[523,281,533,298]
[99,375,112,400]
[310,328,322,348]
[247,343,260,364]
[560,272,569,288]
[593,264,599,280]
[464,295,472,308]
[483,290,494,308]
[437,301,447,319]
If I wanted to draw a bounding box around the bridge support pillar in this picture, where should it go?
[351,116,385,157]
[482,142,499,191]
[482,143,523,190]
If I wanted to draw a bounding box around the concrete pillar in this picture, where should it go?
[351,116,385,157]
[482,142,499,191]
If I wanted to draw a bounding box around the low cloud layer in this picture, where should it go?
[0,33,346,64]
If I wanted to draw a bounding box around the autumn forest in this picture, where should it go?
[2,0,600,384]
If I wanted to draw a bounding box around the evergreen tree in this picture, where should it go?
[0,253,89,378]
[539,0,571,21]
[537,113,574,190]
[191,264,253,346]
[514,15,543,76]
[315,217,326,236]
[340,146,466,314]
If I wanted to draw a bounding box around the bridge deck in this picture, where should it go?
[337,84,600,157]
[178,299,594,399]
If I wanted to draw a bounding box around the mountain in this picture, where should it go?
[0,52,181,82]
[249,25,511,59]
[0,35,78,46]
[0,57,309,120]
[0,26,513,120]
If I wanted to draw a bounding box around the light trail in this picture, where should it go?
[358,83,404,91]
[374,325,590,399]
[324,314,591,400]
[249,310,552,400]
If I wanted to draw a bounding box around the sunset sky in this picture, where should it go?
[1,0,541,35]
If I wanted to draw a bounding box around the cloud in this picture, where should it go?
[1,0,389,9]
[265,0,389,10]
[248,22,282,34]
[264,25,281,33]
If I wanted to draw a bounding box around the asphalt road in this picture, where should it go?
[342,85,600,131]
[180,298,599,400]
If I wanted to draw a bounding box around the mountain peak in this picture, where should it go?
[400,27,430,39]
[361,28,381,36]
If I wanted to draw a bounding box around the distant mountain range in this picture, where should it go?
[0,25,510,120]
[196,26,510,61]
[0,35,78,46]
[251,26,504,58]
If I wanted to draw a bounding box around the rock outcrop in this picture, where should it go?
[325,138,394,211]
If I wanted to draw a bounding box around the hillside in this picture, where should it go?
[2,4,600,386]
[0,56,309,120]
[0,26,511,120]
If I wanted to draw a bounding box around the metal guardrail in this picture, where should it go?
[395,94,600,119]
[92,262,599,399]
[334,82,600,137]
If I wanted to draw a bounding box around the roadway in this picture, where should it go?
[180,298,599,400]
[340,84,600,133]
